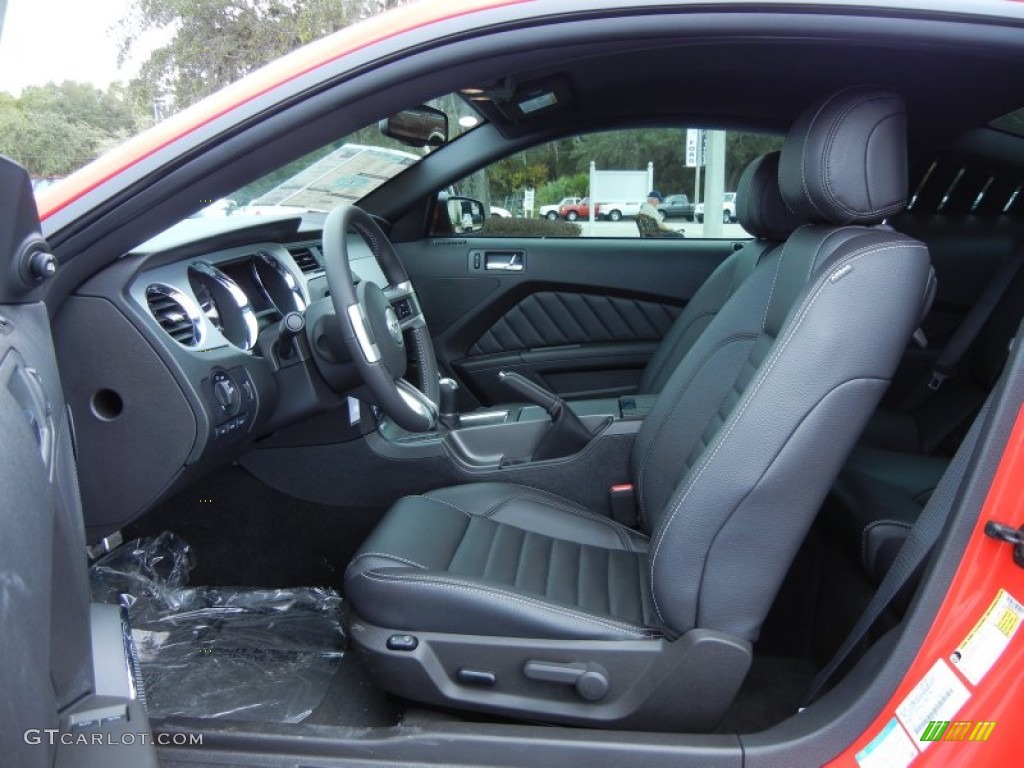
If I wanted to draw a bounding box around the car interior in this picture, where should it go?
[6,4,1024,767]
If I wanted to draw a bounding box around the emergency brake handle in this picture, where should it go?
[499,371,592,460]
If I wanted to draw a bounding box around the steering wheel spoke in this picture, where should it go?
[385,281,427,331]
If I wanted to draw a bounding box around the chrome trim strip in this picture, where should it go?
[253,251,308,312]
[190,262,259,350]
[396,379,439,427]
[348,303,381,363]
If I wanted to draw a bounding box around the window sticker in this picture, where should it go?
[895,659,971,751]
[950,588,1023,686]
[856,717,919,768]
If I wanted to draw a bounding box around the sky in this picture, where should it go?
[0,0,170,95]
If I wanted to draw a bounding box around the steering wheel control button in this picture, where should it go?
[386,634,418,651]
[457,669,497,687]
[392,298,412,320]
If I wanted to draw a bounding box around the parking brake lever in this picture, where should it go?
[499,371,592,460]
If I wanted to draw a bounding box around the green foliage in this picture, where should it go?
[0,81,147,177]
[536,173,589,205]
[481,129,784,209]
[488,157,549,200]
[120,0,414,110]
[479,217,581,238]
[725,132,783,188]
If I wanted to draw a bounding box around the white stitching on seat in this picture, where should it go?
[647,242,926,624]
[349,551,429,570]
[420,494,474,518]
[634,332,760,524]
[498,484,647,551]
[360,569,658,638]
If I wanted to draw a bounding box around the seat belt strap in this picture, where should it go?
[801,397,991,707]
[904,248,1024,409]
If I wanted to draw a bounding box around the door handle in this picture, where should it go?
[484,251,525,272]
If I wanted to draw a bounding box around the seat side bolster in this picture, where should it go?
[353,568,660,640]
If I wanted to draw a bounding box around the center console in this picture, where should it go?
[377,373,657,472]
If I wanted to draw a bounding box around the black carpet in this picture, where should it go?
[715,656,818,733]
[125,464,385,592]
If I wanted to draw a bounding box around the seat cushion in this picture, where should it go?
[824,447,948,583]
[344,483,660,640]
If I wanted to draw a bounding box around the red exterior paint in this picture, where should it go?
[829,403,1024,767]
[27,0,1023,760]
[36,0,528,221]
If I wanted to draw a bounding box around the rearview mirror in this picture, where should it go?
[446,196,486,234]
[379,105,448,148]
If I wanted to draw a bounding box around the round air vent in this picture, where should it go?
[253,251,307,314]
[187,262,258,350]
[145,284,203,347]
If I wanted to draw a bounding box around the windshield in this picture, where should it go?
[193,96,481,218]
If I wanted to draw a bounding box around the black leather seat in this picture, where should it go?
[637,150,800,394]
[345,87,935,730]
[825,447,948,584]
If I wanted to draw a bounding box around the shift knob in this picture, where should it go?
[439,377,460,429]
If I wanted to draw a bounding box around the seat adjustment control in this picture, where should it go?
[456,668,497,687]
[386,634,418,651]
[523,660,609,701]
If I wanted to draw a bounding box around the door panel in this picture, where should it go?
[0,158,156,767]
[398,235,739,406]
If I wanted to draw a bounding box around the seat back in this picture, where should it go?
[631,87,935,641]
[638,151,802,394]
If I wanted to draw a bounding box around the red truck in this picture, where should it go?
[557,196,595,221]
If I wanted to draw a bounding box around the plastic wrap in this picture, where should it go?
[90,532,345,723]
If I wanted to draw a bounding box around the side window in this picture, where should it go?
[451,128,782,239]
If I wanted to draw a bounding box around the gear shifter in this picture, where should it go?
[498,371,593,460]
[438,377,460,430]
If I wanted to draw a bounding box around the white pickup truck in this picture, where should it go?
[596,201,642,221]
[694,192,738,224]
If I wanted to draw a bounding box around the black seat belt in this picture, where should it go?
[802,396,992,707]
[904,248,1024,409]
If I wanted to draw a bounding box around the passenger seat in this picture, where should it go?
[636,151,802,394]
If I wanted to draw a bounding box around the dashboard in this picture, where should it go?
[58,212,388,541]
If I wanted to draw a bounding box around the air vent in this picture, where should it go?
[146,284,202,347]
[288,245,321,274]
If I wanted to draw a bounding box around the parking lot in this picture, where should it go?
[569,218,752,239]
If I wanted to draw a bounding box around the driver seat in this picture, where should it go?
[345,87,934,730]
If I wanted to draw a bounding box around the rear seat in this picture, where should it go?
[861,233,1023,455]
[824,233,1023,583]
[823,447,948,583]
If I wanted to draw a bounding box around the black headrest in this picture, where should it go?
[735,152,802,241]
[779,87,908,225]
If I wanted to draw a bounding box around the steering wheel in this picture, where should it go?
[321,204,440,432]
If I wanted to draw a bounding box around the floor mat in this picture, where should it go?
[91,531,348,724]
